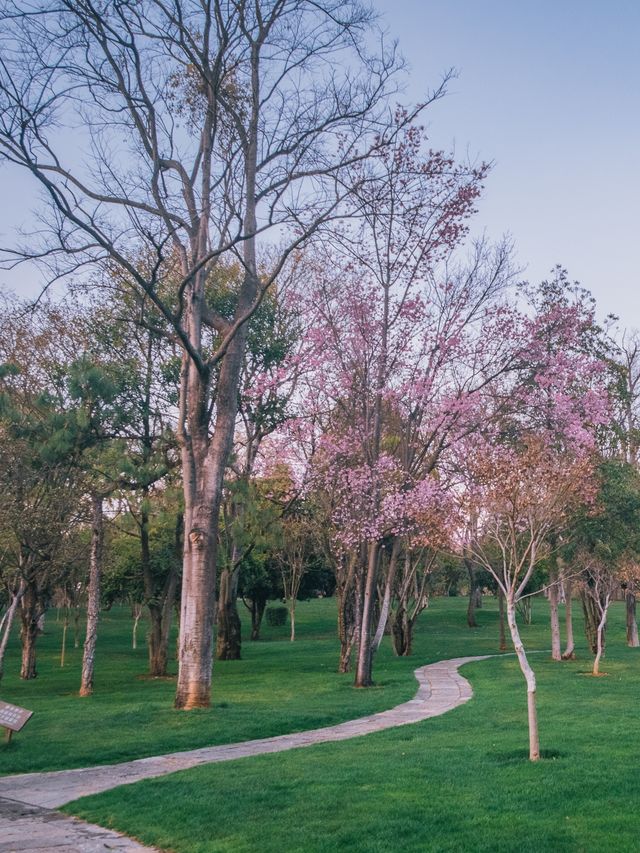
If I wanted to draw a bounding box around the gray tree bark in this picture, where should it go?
[80,494,104,697]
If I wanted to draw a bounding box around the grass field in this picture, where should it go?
[3,596,640,851]
[1,595,509,775]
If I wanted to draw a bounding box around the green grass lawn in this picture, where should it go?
[4,595,640,851]
[0,595,509,775]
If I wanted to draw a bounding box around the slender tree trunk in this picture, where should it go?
[548,567,561,661]
[80,494,104,697]
[339,630,356,673]
[391,603,412,656]
[581,591,599,655]
[0,580,25,682]
[467,572,478,626]
[147,513,181,675]
[506,595,540,761]
[60,617,68,667]
[373,539,401,650]
[562,578,575,659]
[498,590,507,652]
[216,566,242,660]
[354,542,380,687]
[626,590,639,647]
[20,624,38,680]
[336,553,358,673]
[289,601,296,642]
[19,578,42,680]
[73,607,81,648]
[132,605,142,651]
[249,595,267,640]
[593,606,608,675]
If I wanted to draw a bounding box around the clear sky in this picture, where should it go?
[1,0,638,326]
[373,0,640,326]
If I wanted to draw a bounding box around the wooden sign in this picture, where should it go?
[0,700,33,743]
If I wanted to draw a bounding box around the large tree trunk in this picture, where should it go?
[626,590,639,648]
[175,364,246,708]
[0,579,25,682]
[562,577,576,659]
[80,494,104,697]
[548,567,561,661]
[216,567,242,660]
[354,542,380,687]
[506,595,540,761]
[175,497,219,709]
[174,206,255,708]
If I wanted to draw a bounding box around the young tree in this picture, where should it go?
[277,515,313,642]
[567,460,640,663]
[459,434,597,761]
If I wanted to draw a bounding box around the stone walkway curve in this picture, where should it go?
[0,654,492,851]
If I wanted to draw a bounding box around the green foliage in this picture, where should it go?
[105,502,182,608]
[567,459,640,568]
[265,606,288,627]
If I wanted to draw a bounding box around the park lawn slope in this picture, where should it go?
[66,608,640,852]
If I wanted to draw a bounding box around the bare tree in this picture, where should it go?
[580,560,617,676]
[460,438,595,762]
[0,0,425,708]
[277,515,311,642]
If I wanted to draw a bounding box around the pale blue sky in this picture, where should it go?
[375,0,640,325]
[1,1,638,325]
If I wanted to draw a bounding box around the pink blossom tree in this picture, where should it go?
[300,124,519,683]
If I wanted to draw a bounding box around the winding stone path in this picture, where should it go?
[0,655,491,851]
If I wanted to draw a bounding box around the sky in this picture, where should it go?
[373,0,640,326]
[0,0,638,326]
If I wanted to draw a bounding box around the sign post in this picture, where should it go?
[0,700,33,744]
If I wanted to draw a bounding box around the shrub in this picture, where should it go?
[265,606,288,627]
